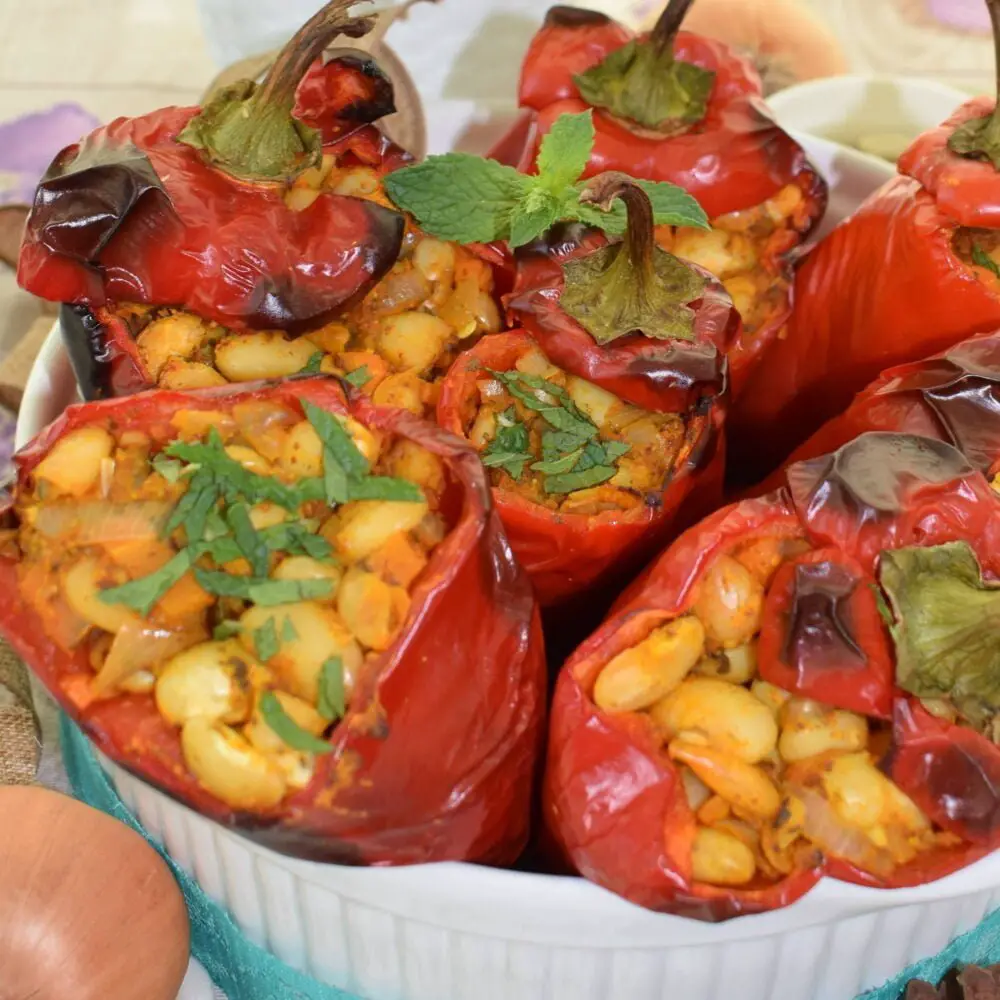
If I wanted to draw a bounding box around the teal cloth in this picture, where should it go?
[61,713,1000,1000]
[60,715,362,1000]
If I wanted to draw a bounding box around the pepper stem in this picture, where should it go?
[947,0,1000,168]
[558,172,707,346]
[579,172,657,299]
[178,0,376,181]
[651,0,698,53]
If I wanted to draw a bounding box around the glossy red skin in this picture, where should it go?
[494,14,827,401]
[507,234,740,413]
[17,62,407,333]
[436,331,724,608]
[900,96,1000,229]
[753,330,1000,496]
[732,115,1000,482]
[546,453,1000,917]
[0,378,546,865]
[757,547,894,719]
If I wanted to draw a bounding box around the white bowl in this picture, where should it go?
[19,138,985,1000]
[769,74,969,164]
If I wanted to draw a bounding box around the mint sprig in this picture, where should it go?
[383,111,708,248]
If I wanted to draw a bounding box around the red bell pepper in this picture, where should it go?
[436,329,724,608]
[18,2,406,345]
[0,377,545,864]
[438,177,735,607]
[494,1,826,398]
[754,330,1000,495]
[730,1,1000,482]
[546,431,1000,918]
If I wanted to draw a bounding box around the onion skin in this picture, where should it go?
[0,786,189,1000]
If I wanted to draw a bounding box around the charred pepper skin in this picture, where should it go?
[0,378,546,865]
[754,329,1000,495]
[546,433,1000,919]
[38,55,413,401]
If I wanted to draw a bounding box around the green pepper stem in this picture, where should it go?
[651,0,698,53]
[578,172,656,296]
[984,0,1000,148]
[254,0,375,113]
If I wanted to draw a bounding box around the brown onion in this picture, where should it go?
[0,786,190,1000]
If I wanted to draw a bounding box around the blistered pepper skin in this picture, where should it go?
[0,378,546,865]
[546,433,1000,918]
[19,56,410,377]
[437,330,726,608]
[753,329,1000,495]
[732,99,1000,483]
[492,9,827,401]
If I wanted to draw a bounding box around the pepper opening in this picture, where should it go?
[559,172,707,345]
[948,0,1000,168]
[178,0,377,181]
[572,0,714,136]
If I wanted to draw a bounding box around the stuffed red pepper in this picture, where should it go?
[546,431,1000,918]
[0,377,545,864]
[20,0,503,410]
[436,176,737,607]
[493,0,826,396]
[731,0,1000,480]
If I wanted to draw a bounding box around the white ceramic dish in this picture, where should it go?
[769,75,969,164]
[20,138,990,1000]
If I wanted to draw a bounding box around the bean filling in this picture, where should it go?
[12,400,450,811]
[655,182,814,338]
[112,160,501,416]
[466,346,686,515]
[590,536,960,888]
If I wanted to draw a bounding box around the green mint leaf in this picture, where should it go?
[601,440,631,462]
[204,506,230,541]
[509,192,561,248]
[482,407,533,480]
[531,448,583,475]
[303,401,369,479]
[253,617,280,662]
[347,476,424,502]
[482,451,533,479]
[152,453,185,483]
[317,656,346,721]
[213,621,243,640]
[193,568,333,606]
[535,110,595,193]
[973,244,1000,279]
[299,352,325,375]
[324,455,350,505]
[166,434,307,511]
[344,366,372,388]
[544,464,617,494]
[384,153,531,244]
[226,502,269,576]
[99,549,193,616]
[258,522,335,562]
[259,691,332,754]
[281,617,299,642]
[202,536,243,565]
[490,370,597,439]
[541,428,591,460]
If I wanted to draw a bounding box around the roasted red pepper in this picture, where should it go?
[494,1,826,398]
[0,377,545,864]
[19,2,409,399]
[546,432,1000,918]
[730,1,1000,482]
[754,330,1000,494]
[437,178,735,607]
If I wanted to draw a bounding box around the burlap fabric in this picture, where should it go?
[0,639,40,785]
